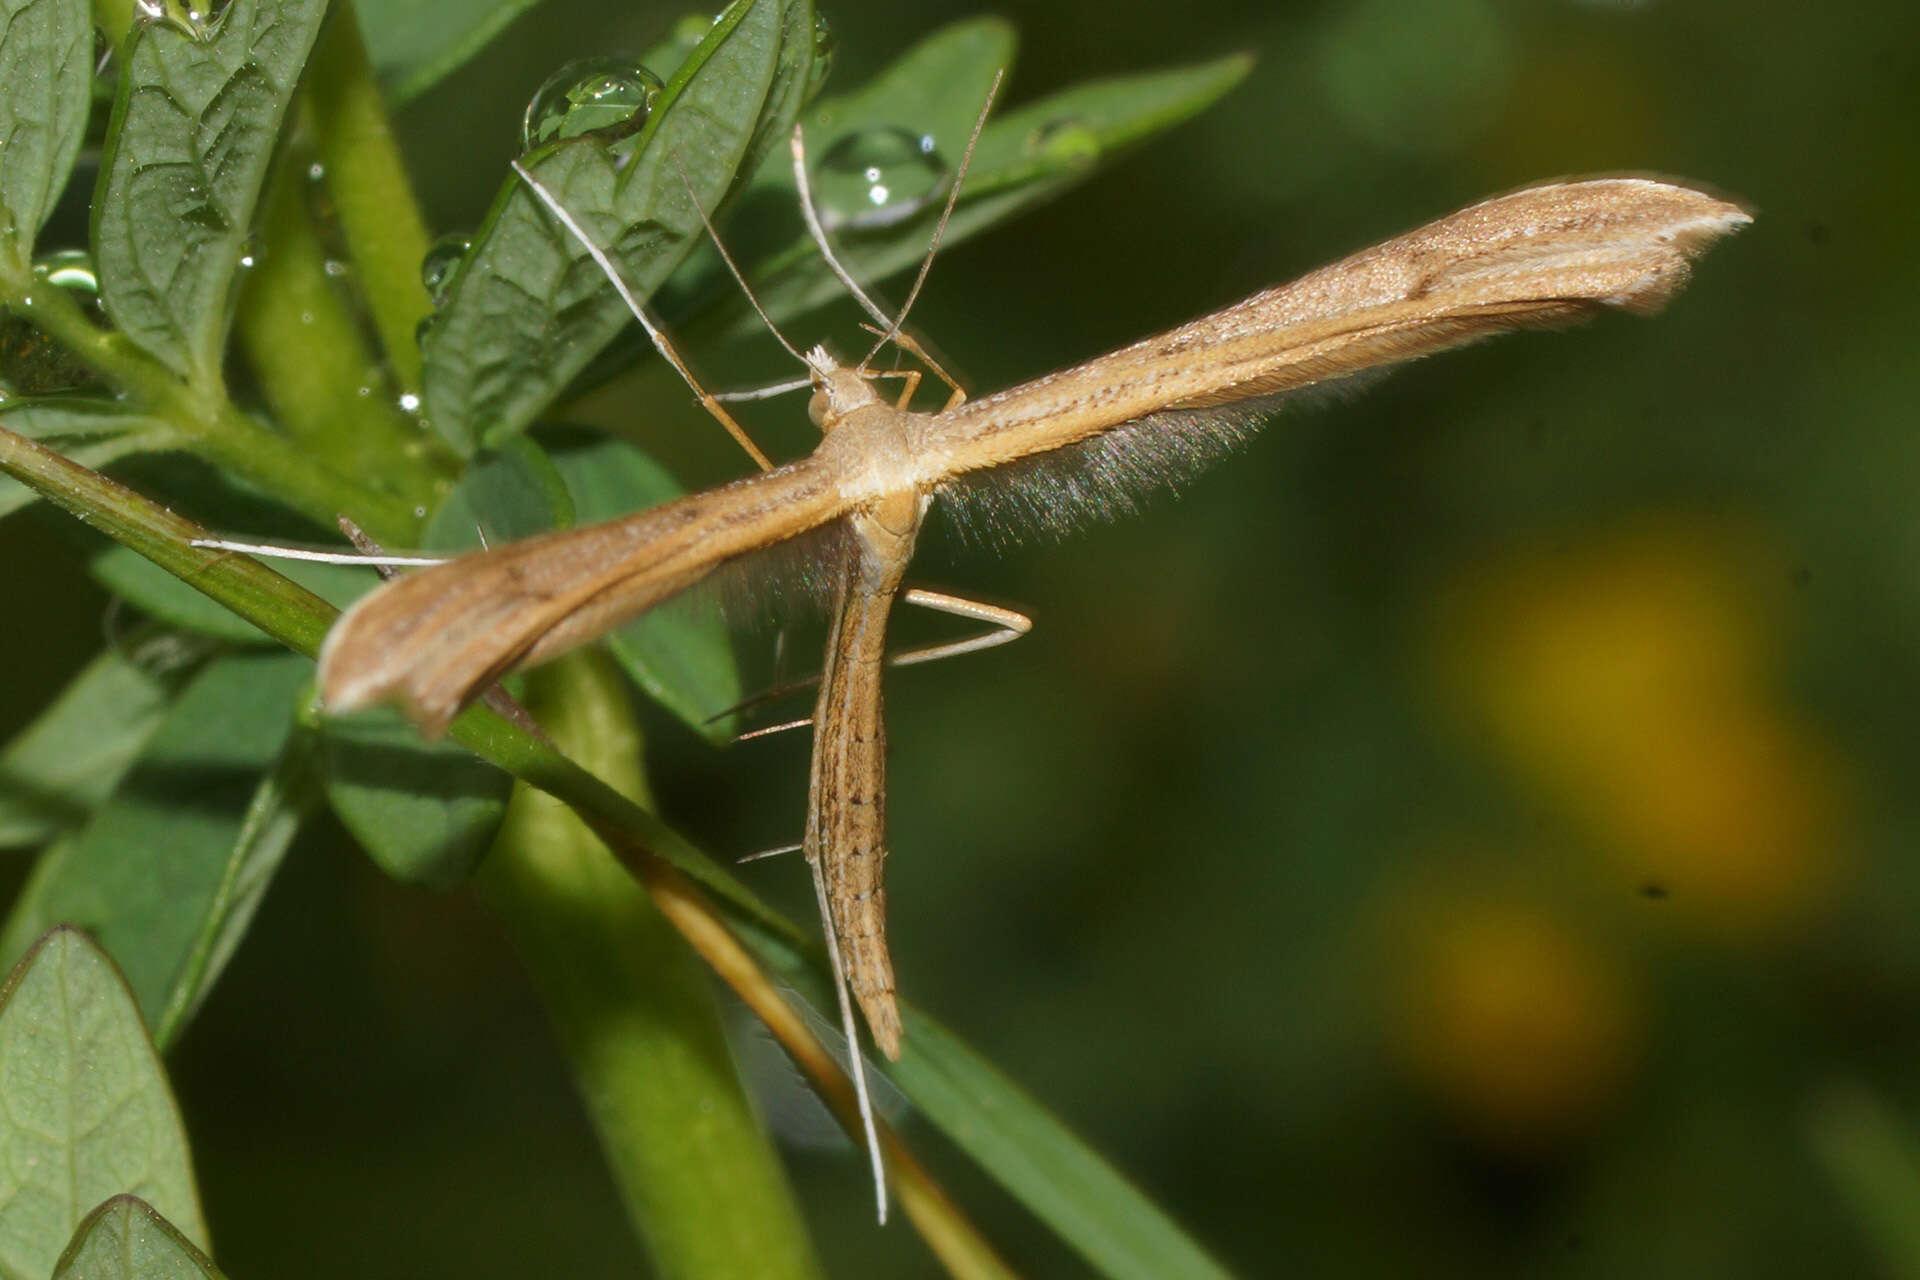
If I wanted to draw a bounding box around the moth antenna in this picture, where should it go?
[714,376,814,403]
[509,159,774,470]
[791,124,900,334]
[667,147,809,367]
[185,537,451,568]
[861,69,1003,370]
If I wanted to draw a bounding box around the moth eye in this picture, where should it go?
[808,389,831,427]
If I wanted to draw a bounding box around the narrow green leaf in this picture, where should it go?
[0,399,182,519]
[0,929,209,1280]
[53,1196,223,1280]
[357,0,539,106]
[891,1013,1236,1280]
[93,0,330,383]
[420,0,816,452]
[0,626,204,849]
[726,918,1236,1280]
[549,431,743,738]
[0,0,92,285]
[1809,1084,1920,1280]
[0,651,314,1032]
[713,47,1254,341]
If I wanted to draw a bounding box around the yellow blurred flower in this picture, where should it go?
[1429,515,1852,937]
[1381,884,1640,1153]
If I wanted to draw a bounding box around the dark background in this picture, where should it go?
[6,0,1917,1275]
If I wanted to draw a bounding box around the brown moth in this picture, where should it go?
[317,173,1747,1141]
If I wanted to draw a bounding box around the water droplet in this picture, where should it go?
[398,392,422,413]
[420,234,471,305]
[33,249,99,298]
[413,505,428,519]
[355,384,372,398]
[523,58,664,150]
[307,161,325,182]
[298,310,314,326]
[811,127,949,231]
[805,11,835,99]
[324,258,349,279]
[4,253,106,394]
[1029,118,1101,164]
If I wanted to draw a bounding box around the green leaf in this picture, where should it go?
[723,922,1235,1280]
[0,651,315,1035]
[53,1196,223,1280]
[322,705,512,889]
[549,431,743,738]
[0,626,204,849]
[0,0,92,285]
[357,0,540,106]
[423,434,573,549]
[0,400,183,520]
[891,1013,1235,1280]
[712,43,1254,341]
[1809,1084,1920,1280]
[419,0,816,452]
[317,441,566,890]
[92,0,331,384]
[0,929,208,1280]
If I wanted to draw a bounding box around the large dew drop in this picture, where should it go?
[810,127,949,232]
[522,58,665,150]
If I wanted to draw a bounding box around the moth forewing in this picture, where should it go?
[917,178,1750,480]
[316,454,852,735]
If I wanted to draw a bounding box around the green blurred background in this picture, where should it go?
[7,0,1919,1275]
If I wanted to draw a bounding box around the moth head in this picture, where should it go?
[805,344,883,430]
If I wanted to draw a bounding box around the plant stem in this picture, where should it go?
[306,4,437,396]
[474,652,824,1280]
[15,280,423,541]
[232,148,453,509]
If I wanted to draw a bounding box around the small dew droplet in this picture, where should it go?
[420,234,471,305]
[523,57,664,150]
[398,391,422,413]
[805,11,835,99]
[811,126,949,231]
[323,258,349,279]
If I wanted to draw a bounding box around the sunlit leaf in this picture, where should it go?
[0,651,314,1034]
[0,626,204,849]
[0,0,92,285]
[93,0,330,383]
[420,0,817,452]
[52,1195,223,1280]
[0,930,208,1280]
